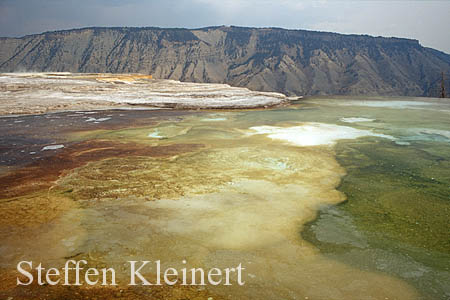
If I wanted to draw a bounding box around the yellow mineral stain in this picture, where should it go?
[50,129,418,299]
[0,117,420,300]
[94,73,153,84]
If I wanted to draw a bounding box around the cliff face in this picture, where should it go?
[1,26,449,97]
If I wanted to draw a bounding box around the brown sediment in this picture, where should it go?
[0,139,204,264]
[0,270,224,300]
[94,73,153,84]
[65,118,159,132]
[54,152,232,203]
[127,99,291,110]
[0,100,124,116]
[0,193,81,275]
[58,110,197,134]
[0,140,204,199]
[0,138,210,299]
[0,193,75,232]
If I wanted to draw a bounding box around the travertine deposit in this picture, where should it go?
[0,72,291,115]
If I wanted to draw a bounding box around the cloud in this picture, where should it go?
[0,0,449,53]
[305,1,450,53]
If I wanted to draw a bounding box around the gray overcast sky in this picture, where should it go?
[1,0,449,53]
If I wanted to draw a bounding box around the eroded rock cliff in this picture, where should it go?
[1,26,449,97]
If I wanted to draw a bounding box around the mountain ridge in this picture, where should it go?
[1,26,449,97]
[0,25,425,44]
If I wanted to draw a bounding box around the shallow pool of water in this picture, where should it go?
[0,96,449,299]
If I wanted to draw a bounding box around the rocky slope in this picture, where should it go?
[1,26,449,97]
